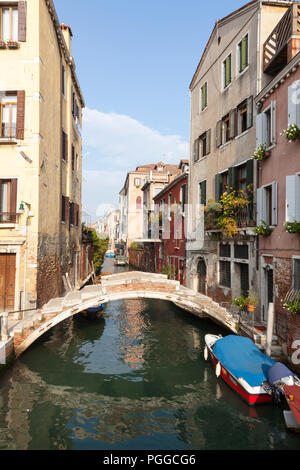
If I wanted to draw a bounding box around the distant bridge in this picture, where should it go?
[4,272,239,359]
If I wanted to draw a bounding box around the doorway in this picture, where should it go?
[0,254,16,311]
[197,258,207,294]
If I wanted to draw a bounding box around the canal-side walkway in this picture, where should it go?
[0,272,271,365]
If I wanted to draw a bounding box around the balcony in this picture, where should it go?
[205,205,255,233]
[263,3,300,75]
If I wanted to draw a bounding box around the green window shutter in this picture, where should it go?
[246,159,254,187]
[224,55,231,88]
[193,139,199,162]
[201,83,207,111]
[229,109,235,139]
[246,96,253,129]
[240,35,248,72]
[216,120,222,147]
[206,129,211,154]
[228,166,238,192]
[200,181,207,205]
[215,174,220,201]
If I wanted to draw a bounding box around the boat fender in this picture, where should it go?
[216,362,221,377]
[204,346,208,361]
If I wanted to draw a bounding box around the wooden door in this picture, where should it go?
[197,259,207,294]
[0,254,16,312]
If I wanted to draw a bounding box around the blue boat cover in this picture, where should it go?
[213,335,276,387]
[267,362,294,385]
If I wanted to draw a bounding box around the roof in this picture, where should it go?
[189,0,292,91]
[153,171,188,201]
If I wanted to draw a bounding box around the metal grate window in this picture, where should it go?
[220,244,231,258]
[219,261,231,288]
[234,244,249,260]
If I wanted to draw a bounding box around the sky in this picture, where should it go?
[54,0,248,222]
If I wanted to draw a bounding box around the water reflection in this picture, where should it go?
[0,280,298,449]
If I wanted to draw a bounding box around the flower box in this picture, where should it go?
[285,220,300,234]
[0,42,6,49]
[6,42,18,49]
[282,123,300,142]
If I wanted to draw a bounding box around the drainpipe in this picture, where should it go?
[266,302,275,356]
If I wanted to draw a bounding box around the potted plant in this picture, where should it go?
[253,144,270,161]
[247,290,258,313]
[285,220,300,234]
[254,221,273,236]
[7,41,18,48]
[0,41,6,49]
[233,294,248,311]
[282,123,300,142]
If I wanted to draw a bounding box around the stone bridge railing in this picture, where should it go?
[0,272,240,363]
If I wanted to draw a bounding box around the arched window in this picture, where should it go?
[136,196,142,210]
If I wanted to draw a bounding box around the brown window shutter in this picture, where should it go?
[18,1,27,42]
[64,132,68,161]
[65,196,69,225]
[16,91,25,140]
[10,179,18,215]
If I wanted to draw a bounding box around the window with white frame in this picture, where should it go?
[0,6,18,42]
[256,102,276,149]
[0,92,17,138]
[238,34,249,74]
[286,174,300,223]
[257,181,278,226]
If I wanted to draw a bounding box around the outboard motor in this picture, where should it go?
[267,362,296,406]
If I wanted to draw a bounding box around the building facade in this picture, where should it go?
[255,40,300,366]
[186,0,294,318]
[0,0,85,312]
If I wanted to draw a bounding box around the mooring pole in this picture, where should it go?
[266,302,274,357]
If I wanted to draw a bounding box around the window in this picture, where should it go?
[72,145,75,171]
[257,181,278,226]
[200,82,208,112]
[181,184,186,213]
[217,111,235,146]
[293,259,300,290]
[221,171,228,195]
[0,7,18,42]
[234,244,249,260]
[199,180,206,206]
[223,54,232,89]
[238,165,247,192]
[62,130,68,161]
[0,179,17,223]
[220,244,231,258]
[62,195,66,223]
[62,65,66,97]
[256,102,276,149]
[219,260,231,288]
[238,34,249,73]
[286,174,300,222]
[223,114,231,143]
[237,97,253,135]
[288,80,300,127]
[199,130,211,158]
[134,178,141,187]
[0,93,17,138]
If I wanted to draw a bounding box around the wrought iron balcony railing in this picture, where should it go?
[0,123,17,139]
[263,3,300,74]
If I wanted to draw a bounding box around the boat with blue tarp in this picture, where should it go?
[204,334,275,405]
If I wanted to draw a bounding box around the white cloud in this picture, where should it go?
[82,108,189,221]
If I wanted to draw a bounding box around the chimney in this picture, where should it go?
[61,23,73,55]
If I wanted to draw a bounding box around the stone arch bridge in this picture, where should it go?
[1,272,240,362]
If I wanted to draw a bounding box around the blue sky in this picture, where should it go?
[54,0,247,221]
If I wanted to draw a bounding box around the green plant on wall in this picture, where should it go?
[282,123,300,142]
[90,229,109,275]
[285,220,300,234]
[253,143,269,161]
[162,264,177,280]
[254,221,273,236]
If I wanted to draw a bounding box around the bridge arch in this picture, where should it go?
[12,272,237,358]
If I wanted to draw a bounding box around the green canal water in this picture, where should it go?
[0,259,299,450]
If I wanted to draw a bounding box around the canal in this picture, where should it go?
[0,258,299,450]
